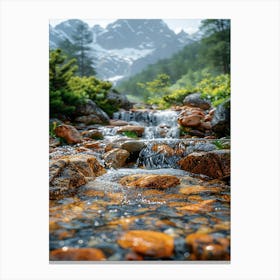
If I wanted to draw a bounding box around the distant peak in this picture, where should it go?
[92,24,104,30]
[178,30,188,36]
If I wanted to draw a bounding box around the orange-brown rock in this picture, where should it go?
[185,233,230,260]
[178,150,230,179]
[125,251,144,261]
[103,148,130,168]
[109,119,129,126]
[179,185,221,196]
[49,155,106,200]
[151,144,175,156]
[82,189,105,197]
[178,115,202,127]
[119,174,180,189]
[55,124,82,144]
[117,125,145,137]
[177,199,216,212]
[84,141,101,150]
[49,160,86,200]
[68,155,106,177]
[118,230,174,258]
[50,247,106,261]
[187,195,204,202]
[109,217,140,229]
[81,129,103,140]
[200,121,212,130]
[204,114,213,122]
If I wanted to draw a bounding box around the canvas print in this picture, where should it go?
[49,19,230,261]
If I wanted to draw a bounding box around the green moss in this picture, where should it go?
[122,131,138,138]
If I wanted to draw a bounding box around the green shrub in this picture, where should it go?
[67,76,118,116]
[163,89,194,106]
[198,74,230,107]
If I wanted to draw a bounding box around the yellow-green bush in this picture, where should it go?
[197,74,230,107]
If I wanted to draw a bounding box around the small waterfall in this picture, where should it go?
[137,140,187,169]
[136,139,217,169]
[113,110,180,139]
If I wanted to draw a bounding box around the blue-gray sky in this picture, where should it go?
[49,19,202,34]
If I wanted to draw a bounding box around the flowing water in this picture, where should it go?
[113,109,180,139]
[50,109,230,261]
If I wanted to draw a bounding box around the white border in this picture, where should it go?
[0,0,279,279]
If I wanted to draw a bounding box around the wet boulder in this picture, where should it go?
[151,144,175,156]
[74,99,110,124]
[75,114,104,125]
[109,119,129,126]
[178,115,203,127]
[178,150,230,179]
[54,124,82,144]
[107,91,133,110]
[49,154,106,199]
[120,140,145,152]
[211,99,230,137]
[185,233,230,260]
[103,148,130,168]
[118,230,174,258]
[50,247,106,261]
[116,125,145,137]
[81,129,103,140]
[183,93,211,110]
[119,174,180,189]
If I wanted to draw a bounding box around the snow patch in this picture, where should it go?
[123,20,135,33]
[107,75,124,82]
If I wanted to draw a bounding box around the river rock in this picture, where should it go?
[177,199,216,212]
[83,141,101,150]
[49,154,106,199]
[119,174,180,189]
[185,233,230,260]
[200,121,212,130]
[179,185,222,196]
[74,99,110,124]
[50,247,106,261]
[109,119,129,126]
[188,129,205,137]
[103,148,130,168]
[69,154,106,177]
[107,91,133,110]
[120,140,145,152]
[178,115,202,127]
[178,150,230,179]
[81,129,103,140]
[117,125,145,137]
[211,99,230,137]
[118,230,174,258]
[151,144,175,156]
[75,114,104,125]
[54,124,82,144]
[183,93,211,110]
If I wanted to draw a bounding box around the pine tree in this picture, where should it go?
[57,21,96,77]
[199,19,230,74]
[49,49,84,117]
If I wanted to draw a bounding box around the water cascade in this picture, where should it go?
[113,110,180,139]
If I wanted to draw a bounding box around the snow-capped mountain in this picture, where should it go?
[49,19,199,84]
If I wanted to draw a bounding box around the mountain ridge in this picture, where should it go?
[49,19,201,83]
